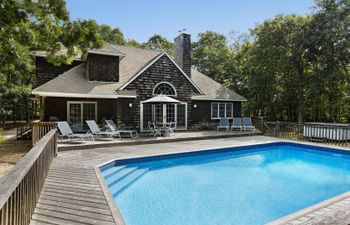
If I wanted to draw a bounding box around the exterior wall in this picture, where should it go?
[190,100,242,130]
[116,98,137,128]
[44,97,118,124]
[35,57,82,87]
[124,54,200,130]
[174,33,191,77]
[86,54,119,82]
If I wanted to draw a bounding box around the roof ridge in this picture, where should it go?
[107,43,162,54]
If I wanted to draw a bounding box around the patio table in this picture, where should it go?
[156,122,174,136]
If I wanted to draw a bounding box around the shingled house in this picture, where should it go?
[32,33,246,132]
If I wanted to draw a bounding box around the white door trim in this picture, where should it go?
[140,101,187,132]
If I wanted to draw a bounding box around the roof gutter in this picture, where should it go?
[31,91,136,99]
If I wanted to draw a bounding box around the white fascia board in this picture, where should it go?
[32,91,136,99]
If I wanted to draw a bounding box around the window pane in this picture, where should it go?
[69,103,81,130]
[154,83,176,96]
[177,104,186,128]
[219,103,225,118]
[143,104,153,129]
[211,103,218,118]
[83,103,96,130]
[226,103,232,118]
[166,104,175,123]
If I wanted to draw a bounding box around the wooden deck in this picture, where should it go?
[30,135,273,225]
[28,135,350,225]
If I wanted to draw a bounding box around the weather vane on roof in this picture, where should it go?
[178,29,187,33]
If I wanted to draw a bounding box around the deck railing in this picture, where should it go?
[32,121,57,145]
[0,129,57,225]
[257,119,350,148]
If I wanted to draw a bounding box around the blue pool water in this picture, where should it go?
[100,143,350,225]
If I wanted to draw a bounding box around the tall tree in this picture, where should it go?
[98,24,126,45]
[0,0,102,125]
[192,31,236,84]
[143,34,174,55]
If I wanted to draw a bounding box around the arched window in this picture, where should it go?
[153,82,176,96]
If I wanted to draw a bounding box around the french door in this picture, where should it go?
[67,101,97,131]
[141,103,187,131]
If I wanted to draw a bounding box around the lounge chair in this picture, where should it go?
[148,121,161,137]
[86,120,120,139]
[242,117,255,131]
[105,120,138,138]
[57,121,94,141]
[217,118,229,132]
[231,117,243,131]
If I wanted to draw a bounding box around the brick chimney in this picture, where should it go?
[174,32,191,78]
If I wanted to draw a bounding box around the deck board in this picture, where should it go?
[30,135,280,225]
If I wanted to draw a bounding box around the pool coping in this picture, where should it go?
[94,139,350,225]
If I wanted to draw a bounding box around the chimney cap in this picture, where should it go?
[177,28,191,35]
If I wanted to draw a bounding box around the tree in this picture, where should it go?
[192,31,236,85]
[0,0,102,125]
[143,34,174,55]
[99,24,126,45]
[126,39,143,48]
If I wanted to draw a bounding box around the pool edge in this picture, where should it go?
[95,140,350,225]
[94,166,127,225]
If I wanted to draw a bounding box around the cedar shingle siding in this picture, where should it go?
[87,54,119,82]
[35,57,82,87]
[191,101,242,129]
[125,54,200,130]
[44,97,118,123]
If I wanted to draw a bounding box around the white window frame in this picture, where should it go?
[67,101,97,130]
[211,102,233,119]
[152,82,177,96]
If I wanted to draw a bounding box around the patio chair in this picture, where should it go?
[163,122,176,136]
[57,121,94,142]
[86,120,121,140]
[242,117,256,131]
[231,117,243,131]
[148,121,161,137]
[217,118,229,132]
[105,120,138,138]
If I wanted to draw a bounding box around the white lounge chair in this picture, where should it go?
[217,118,229,132]
[86,120,120,139]
[231,117,243,131]
[105,120,138,138]
[242,117,255,131]
[57,121,94,141]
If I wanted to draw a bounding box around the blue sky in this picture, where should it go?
[66,0,315,42]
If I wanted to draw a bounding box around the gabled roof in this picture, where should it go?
[32,43,246,101]
[191,69,246,101]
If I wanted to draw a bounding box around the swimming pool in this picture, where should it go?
[99,142,350,225]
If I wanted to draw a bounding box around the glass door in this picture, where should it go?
[68,103,82,131]
[176,103,186,130]
[68,102,97,131]
[141,102,187,131]
[166,103,175,123]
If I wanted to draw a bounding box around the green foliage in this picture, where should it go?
[0,0,102,125]
[192,31,236,84]
[126,39,143,48]
[192,0,349,122]
[98,24,126,45]
[143,34,174,55]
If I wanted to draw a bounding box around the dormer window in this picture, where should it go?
[153,82,176,96]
